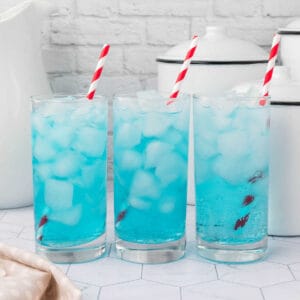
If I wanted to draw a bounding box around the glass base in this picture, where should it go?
[197,235,268,263]
[115,236,186,264]
[36,234,106,263]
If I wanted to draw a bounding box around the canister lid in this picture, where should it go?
[278,19,300,35]
[156,26,268,64]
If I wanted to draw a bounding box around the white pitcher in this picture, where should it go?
[0,0,51,208]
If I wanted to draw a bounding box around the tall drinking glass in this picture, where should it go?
[113,92,190,263]
[193,95,269,263]
[31,95,107,263]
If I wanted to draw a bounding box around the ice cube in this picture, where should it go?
[194,159,212,184]
[115,121,141,148]
[142,113,171,138]
[73,126,106,158]
[118,150,143,170]
[163,128,183,146]
[217,130,249,158]
[49,126,74,149]
[173,110,189,132]
[50,204,81,226]
[45,179,73,210]
[34,163,52,181]
[159,199,176,214]
[130,170,161,199]
[145,141,173,169]
[155,153,187,186]
[31,113,51,135]
[129,197,151,210]
[79,159,106,188]
[37,97,74,118]
[33,137,57,162]
[194,136,218,159]
[212,111,232,130]
[52,152,83,178]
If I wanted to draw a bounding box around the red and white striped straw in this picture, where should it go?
[167,35,199,105]
[259,33,281,106]
[86,44,110,100]
[36,215,48,241]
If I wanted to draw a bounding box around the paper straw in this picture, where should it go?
[36,215,48,241]
[167,35,199,105]
[259,33,281,106]
[86,44,110,100]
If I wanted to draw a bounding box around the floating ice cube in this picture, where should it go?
[118,150,142,170]
[33,137,57,162]
[163,127,183,146]
[158,198,176,214]
[212,111,232,130]
[45,179,73,210]
[115,121,141,148]
[213,156,246,185]
[173,110,189,132]
[73,126,106,157]
[145,141,173,169]
[80,159,106,188]
[129,197,151,210]
[142,113,171,138]
[130,170,161,199]
[52,151,83,178]
[34,163,52,181]
[195,137,218,159]
[155,153,186,186]
[49,126,74,149]
[194,159,212,184]
[31,113,52,135]
[217,130,250,158]
[50,204,82,226]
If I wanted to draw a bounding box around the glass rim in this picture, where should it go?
[114,92,191,101]
[30,94,105,103]
[193,94,271,102]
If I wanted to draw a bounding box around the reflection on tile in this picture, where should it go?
[74,281,100,300]
[2,206,34,226]
[55,263,70,274]
[217,261,293,287]
[68,257,141,286]
[268,239,300,265]
[262,281,300,300]
[182,281,263,300]
[289,263,300,280]
[143,258,217,287]
[272,236,300,245]
[100,280,180,300]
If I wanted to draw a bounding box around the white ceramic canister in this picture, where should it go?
[269,66,300,236]
[157,26,268,204]
[0,1,52,209]
[157,26,268,96]
[279,19,300,81]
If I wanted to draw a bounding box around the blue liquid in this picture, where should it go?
[114,99,189,244]
[31,100,107,247]
[194,101,269,245]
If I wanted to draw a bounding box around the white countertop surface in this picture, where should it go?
[1,192,300,300]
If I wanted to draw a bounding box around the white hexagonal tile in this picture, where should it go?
[2,206,34,226]
[2,237,35,252]
[100,279,180,300]
[273,236,300,245]
[18,226,35,240]
[143,257,217,287]
[289,263,300,280]
[217,261,293,287]
[74,281,100,300]
[182,281,263,300]
[67,257,141,286]
[262,281,300,300]
[54,263,70,274]
[0,222,23,234]
[268,239,300,265]
[0,210,6,220]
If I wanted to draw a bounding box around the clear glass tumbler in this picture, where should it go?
[113,92,190,263]
[31,95,107,263]
[193,95,269,263]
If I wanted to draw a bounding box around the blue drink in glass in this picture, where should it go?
[114,92,190,263]
[193,95,269,263]
[31,95,107,263]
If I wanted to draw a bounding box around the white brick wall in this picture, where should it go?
[42,0,300,97]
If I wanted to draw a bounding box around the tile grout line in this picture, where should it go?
[259,287,266,300]
[140,264,143,279]
[97,287,102,300]
[179,286,183,300]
